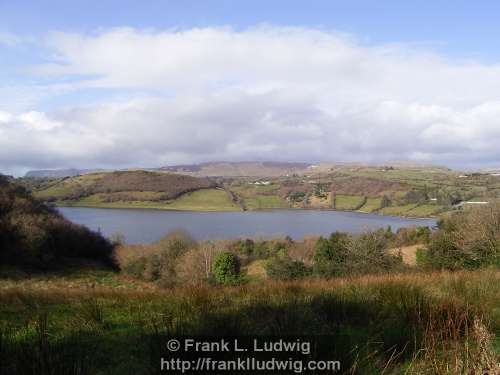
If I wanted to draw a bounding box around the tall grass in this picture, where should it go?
[0,270,498,374]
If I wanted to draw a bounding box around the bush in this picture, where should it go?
[421,205,500,270]
[265,257,310,280]
[312,230,404,277]
[212,252,241,285]
[115,230,197,285]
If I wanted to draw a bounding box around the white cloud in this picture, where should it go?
[3,26,500,174]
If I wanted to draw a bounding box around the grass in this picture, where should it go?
[0,269,498,374]
[242,195,289,209]
[335,194,365,210]
[380,204,420,216]
[57,189,241,211]
[34,173,107,199]
[231,184,289,209]
[242,259,268,281]
[406,204,446,217]
[34,186,73,199]
[379,203,446,217]
[358,197,382,212]
[58,194,171,209]
[232,183,279,195]
[163,188,240,211]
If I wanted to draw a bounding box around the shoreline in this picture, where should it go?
[54,203,441,220]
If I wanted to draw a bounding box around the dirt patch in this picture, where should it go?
[388,244,424,266]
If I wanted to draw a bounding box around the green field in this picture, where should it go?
[380,204,420,216]
[242,195,289,209]
[230,183,288,210]
[58,189,241,211]
[358,197,382,212]
[378,203,446,217]
[163,188,240,211]
[335,194,365,210]
[406,204,446,217]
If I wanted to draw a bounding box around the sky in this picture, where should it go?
[1,1,500,176]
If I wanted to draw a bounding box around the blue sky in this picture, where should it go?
[3,0,500,60]
[1,1,500,174]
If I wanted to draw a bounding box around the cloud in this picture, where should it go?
[3,26,500,174]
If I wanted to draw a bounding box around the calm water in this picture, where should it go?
[58,207,436,244]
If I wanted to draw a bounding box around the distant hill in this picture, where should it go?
[158,161,312,177]
[32,170,217,202]
[25,168,108,178]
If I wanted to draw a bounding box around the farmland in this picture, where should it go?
[18,163,500,217]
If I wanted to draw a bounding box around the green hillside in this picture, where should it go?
[19,165,500,217]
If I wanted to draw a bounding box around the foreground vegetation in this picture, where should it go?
[0,270,498,374]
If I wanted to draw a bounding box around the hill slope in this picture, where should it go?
[28,170,241,211]
[0,175,114,268]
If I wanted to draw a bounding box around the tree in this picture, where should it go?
[175,242,221,284]
[213,252,241,285]
[312,232,350,277]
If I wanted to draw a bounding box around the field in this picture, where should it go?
[357,197,382,212]
[380,204,420,216]
[162,188,240,211]
[58,189,240,211]
[334,194,365,210]
[1,269,498,374]
[230,183,289,209]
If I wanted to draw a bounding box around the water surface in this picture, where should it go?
[58,207,436,244]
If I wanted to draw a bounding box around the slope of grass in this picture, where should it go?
[230,183,289,209]
[164,188,240,211]
[242,259,268,281]
[58,189,241,211]
[242,195,289,209]
[358,197,382,212]
[406,204,446,217]
[380,204,419,216]
[335,194,365,210]
[33,171,216,201]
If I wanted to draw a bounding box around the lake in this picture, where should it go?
[58,207,437,244]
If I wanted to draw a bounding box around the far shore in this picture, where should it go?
[54,202,440,220]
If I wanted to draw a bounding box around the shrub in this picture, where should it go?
[115,231,197,285]
[212,252,241,285]
[312,230,403,277]
[391,226,431,247]
[265,257,310,280]
[155,230,196,258]
[422,205,500,270]
[232,238,256,256]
